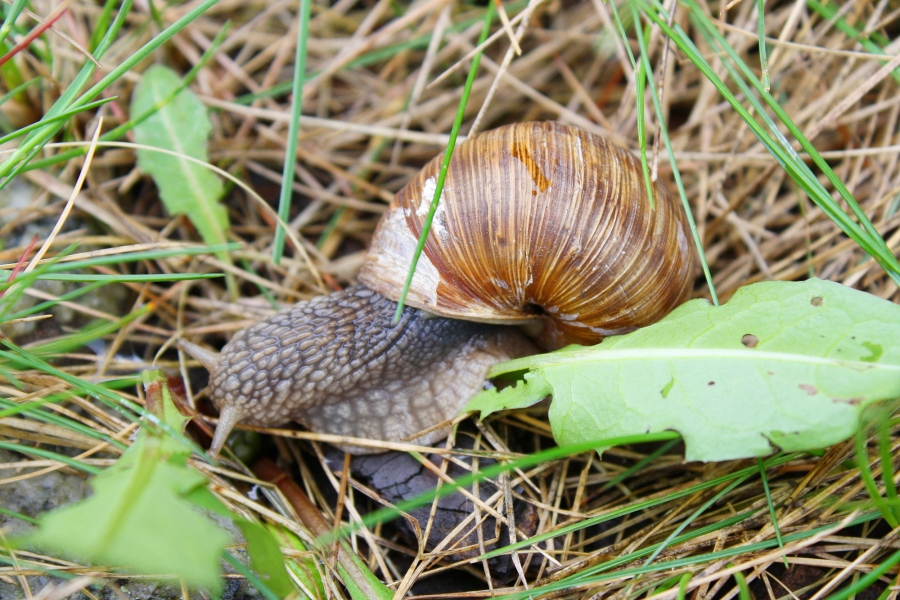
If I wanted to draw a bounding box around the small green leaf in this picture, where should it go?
[185,484,295,597]
[339,547,394,600]
[233,519,295,597]
[14,371,295,595]
[131,65,228,249]
[468,279,900,462]
[16,434,229,593]
[267,524,325,598]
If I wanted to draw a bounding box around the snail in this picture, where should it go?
[180,122,696,457]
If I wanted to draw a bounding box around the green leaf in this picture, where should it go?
[267,524,325,598]
[16,431,230,593]
[467,279,900,462]
[131,65,228,249]
[142,369,192,459]
[233,519,295,597]
[184,484,295,597]
[12,371,294,595]
[338,543,394,600]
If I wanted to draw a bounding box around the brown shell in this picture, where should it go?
[359,121,695,348]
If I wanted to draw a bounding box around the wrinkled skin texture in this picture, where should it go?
[209,286,534,453]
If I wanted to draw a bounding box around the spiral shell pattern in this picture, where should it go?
[360,121,695,348]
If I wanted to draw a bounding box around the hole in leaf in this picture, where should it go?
[741,334,758,348]
[811,296,823,307]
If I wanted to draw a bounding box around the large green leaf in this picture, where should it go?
[467,279,900,462]
[131,65,228,248]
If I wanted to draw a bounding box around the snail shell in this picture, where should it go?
[360,121,695,348]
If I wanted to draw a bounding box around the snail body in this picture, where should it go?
[209,286,534,452]
[202,122,695,456]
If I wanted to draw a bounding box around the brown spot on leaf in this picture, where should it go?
[512,140,551,192]
[741,334,758,348]
[798,384,818,396]
[810,296,823,307]
[708,381,715,386]
[833,397,862,405]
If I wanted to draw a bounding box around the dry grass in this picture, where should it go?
[2,0,900,598]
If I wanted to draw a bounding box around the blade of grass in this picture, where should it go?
[579,512,866,583]
[0,377,138,422]
[758,457,788,567]
[238,258,279,310]
[641,473,752,567]
[272,0,311,265]
[0,344,209,463]
[756,0,769,91]
[626,0,718,303]
[0,273,223,285]
[0,507,38,526]
[682,1,897,272]
[0,242,240,274]
[0,0,135,187]
[1,281,105,323]
[823,544,900,600]
[499,512,879,599]
[26,305,153,357]
[806,0,900,85]
[635,59,655,209]
[479,452,798,560]
[324,431,682,545]
[878,416,899,524]
[0,1,69,69]
[731,565,752,600]
[0,97,115,146]
[677,573,692,600]
[0,0,27,49]
[391,0,496,323]
[646,573,687,596]
[601,438,679,491]
[25,21,231,173]
[639,0,900,285]
[88,0,119,52]
[856,421,898,527]
[0,441,102,475]
[0,76,39,109]
[222,552,281,600]
[875,572,899,600]
[0,0,224,186]
[0,244,81,319]
[0,397,129,451]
